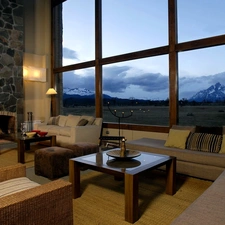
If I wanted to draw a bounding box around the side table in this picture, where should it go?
[17,135,56,163]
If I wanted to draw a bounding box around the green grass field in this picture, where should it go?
[63,105,225,126]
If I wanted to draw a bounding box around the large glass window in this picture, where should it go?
[103,56,169,125]
[102,0,168,57]
[177,0,225,43]
[178,46,225,126]
[62,68,96,116]
[54,0,225,129]
[62,0,95,66]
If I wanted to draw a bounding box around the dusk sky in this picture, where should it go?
[62,0,225,100]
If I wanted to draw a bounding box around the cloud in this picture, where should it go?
[127,73,168,92]
[63,47,78,59]
[63,69,95,91]
[63,65,225,100]
[103,66,130,93]
[103,66,168,93]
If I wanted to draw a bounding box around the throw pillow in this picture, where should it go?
[47,116,59,125]
[186,132,222,153]
[65,115,81,127]
[219,135,225,153]
[57,115,68,127]
[164,129,190,149]
[80,116,95,125]
[77,119,88,126]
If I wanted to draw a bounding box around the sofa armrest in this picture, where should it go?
[0,179,73,225]
[0,164,26,182]
[70,125,102,144]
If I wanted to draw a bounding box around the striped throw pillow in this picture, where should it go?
[186,132,222,153]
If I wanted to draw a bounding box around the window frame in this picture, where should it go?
[51,0,225,133]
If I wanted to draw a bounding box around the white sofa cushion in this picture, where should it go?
[65,115,81,127]
[0,177,40,197]
[58,115,68,127]
[59,127,71,136]
[48,126,61,135]
[47,116,60,125]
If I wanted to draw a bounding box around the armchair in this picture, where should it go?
[0,164,73,225]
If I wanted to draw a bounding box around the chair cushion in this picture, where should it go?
[0,177,40,197]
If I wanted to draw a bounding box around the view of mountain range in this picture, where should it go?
[63,82,225,103]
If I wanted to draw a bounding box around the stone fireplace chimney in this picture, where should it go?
[0,1,24,139]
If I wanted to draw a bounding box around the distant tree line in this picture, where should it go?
[63,96,225,108]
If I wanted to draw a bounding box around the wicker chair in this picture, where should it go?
[0,164,73,225]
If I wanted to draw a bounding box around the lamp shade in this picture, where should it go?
[46,88,57,95]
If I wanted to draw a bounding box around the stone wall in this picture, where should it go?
[0,0,24,134]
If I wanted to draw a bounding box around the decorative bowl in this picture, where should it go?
[32,130,41,134]
[38,131,48,137]
[26,132,36,138]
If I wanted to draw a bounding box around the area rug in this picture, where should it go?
[0,150,213,225]
[0,139,15,145]
[0,144,42,168]
[72,170,212,225]
[25,167,212,225]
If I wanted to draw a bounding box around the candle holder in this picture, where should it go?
[107,102,133,146]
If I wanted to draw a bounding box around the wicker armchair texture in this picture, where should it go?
[0,164,73,225]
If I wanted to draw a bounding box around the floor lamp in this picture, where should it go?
[46,88,57,117]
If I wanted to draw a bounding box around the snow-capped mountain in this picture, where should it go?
[189,82,225,102]
[64,83,225,103]
[63,87,94,96]
[63,87,112,100]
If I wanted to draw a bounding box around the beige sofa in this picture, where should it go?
[33,114,102,145]
[171,169,225,225]
[126,125,225,181]
[0,164,73,225]
[126,125,225,224]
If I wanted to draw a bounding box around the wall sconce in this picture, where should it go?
[23,66,46,82]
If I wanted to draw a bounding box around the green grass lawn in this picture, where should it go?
[63,105,225,126]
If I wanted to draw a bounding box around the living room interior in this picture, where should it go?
[1,0,225,224]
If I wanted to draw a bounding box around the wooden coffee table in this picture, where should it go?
[69,149,176,223]
[17,135,56,163]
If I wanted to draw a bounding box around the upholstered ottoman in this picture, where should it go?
[60,142,99,157]
[35,146,74,179]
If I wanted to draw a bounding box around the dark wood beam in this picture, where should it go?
[169,0,178,126]
[103,123,169,133]
[101,46,169,65]
[95,0,103,118]
[176,35,225,52]
[53,61,95,73]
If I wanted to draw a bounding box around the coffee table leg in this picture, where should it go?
[69,160,81,199]
[125,173,139,223]
[17,139,25,164]
[166,157,176,195]
[50,135,56,146]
